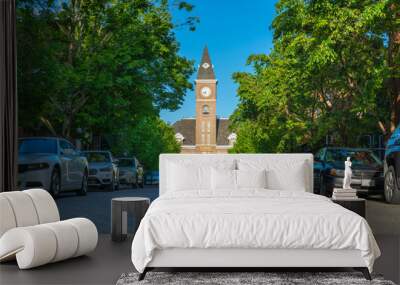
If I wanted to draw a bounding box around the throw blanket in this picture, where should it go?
[131,190,380,272]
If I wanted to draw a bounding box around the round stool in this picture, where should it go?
[111,197,150,242]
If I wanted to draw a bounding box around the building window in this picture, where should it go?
[201,134,205,144]
[202,105,209,114]
[207,120,211,132]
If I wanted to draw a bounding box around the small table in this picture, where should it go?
[332,198,366,218]
[111,197,150,242]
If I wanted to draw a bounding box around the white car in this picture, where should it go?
[18,137,89,197]
[117,157,144,188]
[82,151,119,191]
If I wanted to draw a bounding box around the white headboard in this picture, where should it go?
[159,154,314,195]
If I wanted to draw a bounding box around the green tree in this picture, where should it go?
[16,0,60,134]
[111,116,179,170]
[231,0,399,153]
[17,0,196,144]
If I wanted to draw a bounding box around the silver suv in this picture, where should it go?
[18,137,89,197]
[117,157,144,188]
[82,151,120,191]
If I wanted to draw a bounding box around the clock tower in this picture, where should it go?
[173,47,236,154]
[195,46,217,153]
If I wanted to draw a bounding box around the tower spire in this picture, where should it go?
[197,46,215,80]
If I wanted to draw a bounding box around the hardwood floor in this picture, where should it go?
[1,234,399,285]
[0,235,133,285]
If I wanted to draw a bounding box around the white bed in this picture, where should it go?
[131,154,380,280]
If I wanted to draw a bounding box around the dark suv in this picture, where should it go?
[314,147,384,197]
[384,126,400,203]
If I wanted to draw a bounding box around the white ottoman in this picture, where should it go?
[0,189,98,269]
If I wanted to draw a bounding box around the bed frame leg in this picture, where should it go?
[354,267,371,280]
[138,268,148,281]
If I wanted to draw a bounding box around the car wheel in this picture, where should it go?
[77,172,88,196]
[50,168,61,198]
[384,166,400,204]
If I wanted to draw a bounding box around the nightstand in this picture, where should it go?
[111,197,150,242]
[332,198,366,218]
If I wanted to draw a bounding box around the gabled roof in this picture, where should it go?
[197,46,216,80]
[216,118,231,145]
[173,119,196,145]
[173,118,231,146]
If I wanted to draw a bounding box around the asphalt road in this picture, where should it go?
[55,184,159,233]
[55,186,400,235]
[366,195,400,235]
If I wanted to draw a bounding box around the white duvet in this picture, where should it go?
[131,190,380,273]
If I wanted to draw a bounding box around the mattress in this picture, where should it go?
[131,190,380,273]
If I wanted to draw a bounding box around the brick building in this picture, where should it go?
[173,47,236,154]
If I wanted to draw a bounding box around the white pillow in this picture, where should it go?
[236,169,267,189]
[238,159,307,191]
[168,162,210,191]
[167,159,236,192]
[266,162,306,191]
[211,168,236,191]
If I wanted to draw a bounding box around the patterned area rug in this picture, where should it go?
[116,272,396,285]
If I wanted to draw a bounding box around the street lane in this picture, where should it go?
[366,197,400,236]
[56,185,159,233]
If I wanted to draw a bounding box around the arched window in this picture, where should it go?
[202,105,209,114]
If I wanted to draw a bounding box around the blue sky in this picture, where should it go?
[160,0,278,124]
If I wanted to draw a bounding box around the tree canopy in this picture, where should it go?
[110,116,180,169]
[231,0,399,153]
[17,0,196,168]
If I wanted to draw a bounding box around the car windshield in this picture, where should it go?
[83,152,110,163]
[118,159,135,167]
[19,139,57,154]
[325,149,382,166]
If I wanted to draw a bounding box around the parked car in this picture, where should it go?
[314,147,384,197]
[82,151,119,191]
[384,125,400,203]
[117,157,144,188]
[145,170,159,185]
[18,137,89,197]
[371,148,386,161]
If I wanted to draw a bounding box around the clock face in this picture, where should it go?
[201,87,211,97]
[202,62,210,69]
